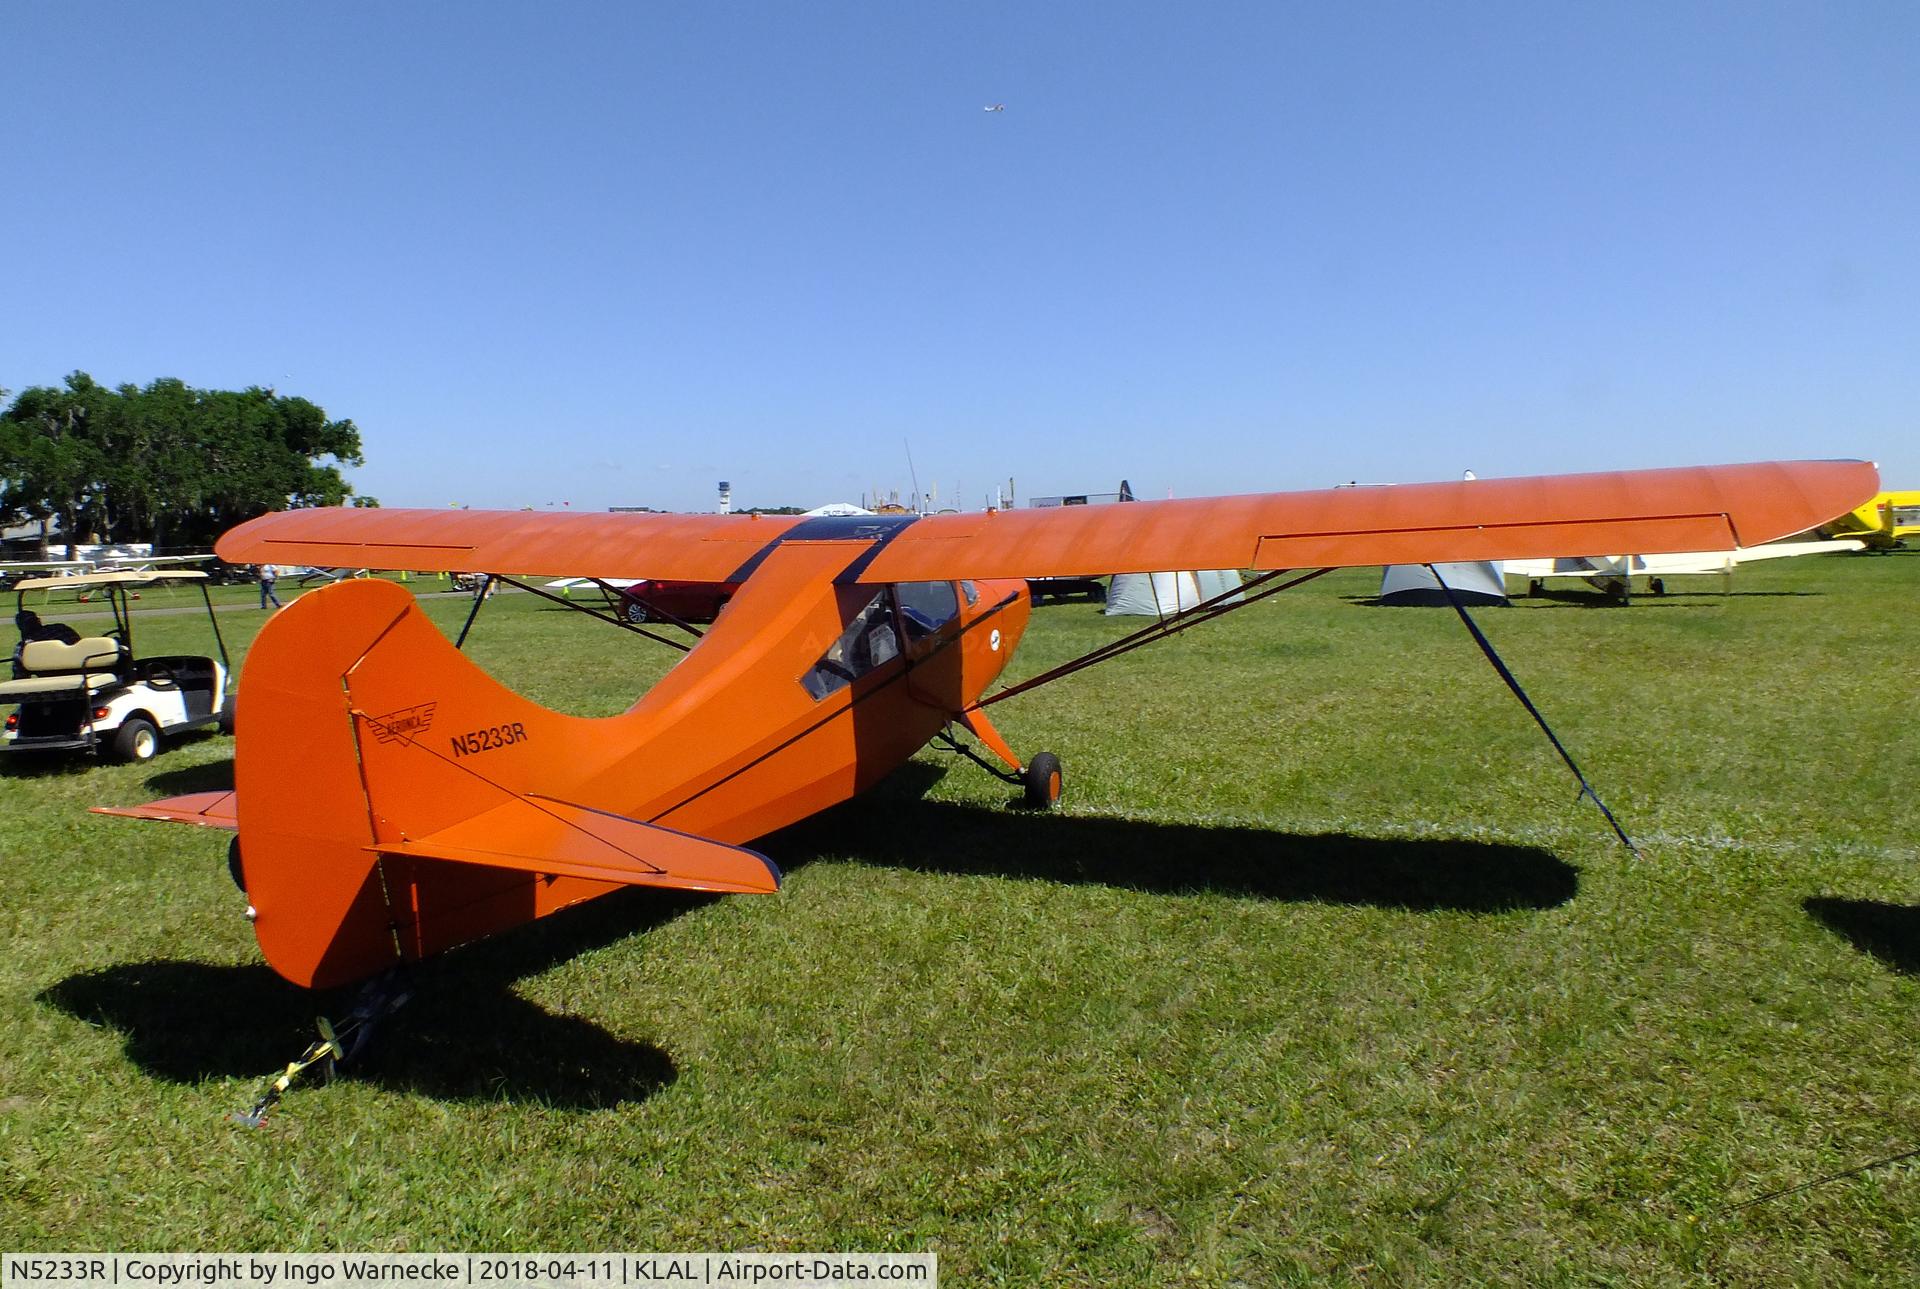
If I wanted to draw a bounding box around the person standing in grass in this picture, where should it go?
[258,563,282,610]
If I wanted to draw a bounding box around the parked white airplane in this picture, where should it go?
[92,552,217,574]
[1506,538,1865,598]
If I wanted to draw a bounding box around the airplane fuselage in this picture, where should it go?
[228,544,1033,987]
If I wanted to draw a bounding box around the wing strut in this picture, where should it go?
[447,573,695,653]
[977,567,1335,708]
[1425,565,1641,856]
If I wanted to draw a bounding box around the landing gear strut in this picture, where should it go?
[936,705,1067,810]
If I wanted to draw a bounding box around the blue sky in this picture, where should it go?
[4,3,1914,511]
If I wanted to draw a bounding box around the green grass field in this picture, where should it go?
[3,555,1917,1283]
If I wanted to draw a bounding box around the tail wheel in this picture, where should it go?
[112,717,160,763]
[1022,751,1064,809]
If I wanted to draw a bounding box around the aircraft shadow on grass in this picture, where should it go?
[142,759,1576,915]
[141,758,234,795]
[38,886,704,1111]
[1804,897,1920,975]
[51,761,1571,1107]
[766,773,1578,915]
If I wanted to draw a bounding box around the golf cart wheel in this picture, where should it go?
[1022,752,1064,809]
[227,836,246,893]
[219,696,237,736]
[112,717,160,763]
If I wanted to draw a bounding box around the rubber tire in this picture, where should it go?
[112,717,160,763]
[1022,751,1064,809]
[227,836,246,894]
[218,696,237,736]
[624,600,650,624]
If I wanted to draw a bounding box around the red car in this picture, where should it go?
[616,578,740,625]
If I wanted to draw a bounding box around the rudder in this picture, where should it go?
[236,578,774,989]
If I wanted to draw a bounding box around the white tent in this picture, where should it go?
[1379,561,1508,607]
[1105,569,1244,616]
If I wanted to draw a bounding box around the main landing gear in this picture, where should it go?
[1021,751,1064,809]
[936,705,1065,810]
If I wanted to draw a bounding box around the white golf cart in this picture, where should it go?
[2,570,233,762]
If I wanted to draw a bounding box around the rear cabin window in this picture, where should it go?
[801,587,901,700]
[895,581,959,643]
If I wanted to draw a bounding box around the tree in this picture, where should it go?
[0,374,112,556]
[0,373,366,550]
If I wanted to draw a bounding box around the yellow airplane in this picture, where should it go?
[1819,490,1920,549]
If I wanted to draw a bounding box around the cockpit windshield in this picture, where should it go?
[801,587,901,700]
[800,581,964,701]
[895,581,959,644]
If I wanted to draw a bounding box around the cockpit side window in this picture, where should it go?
[895,581,960,644]
[801,587,901,700]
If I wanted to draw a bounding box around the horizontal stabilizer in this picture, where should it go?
[92,790,239,831]
[368,795,781,895]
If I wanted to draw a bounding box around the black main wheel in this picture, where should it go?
[218,696,237,736]
[1022,752,1064,809]
[227,836,247,894]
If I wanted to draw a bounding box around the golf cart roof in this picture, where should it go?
[13,570,209,592]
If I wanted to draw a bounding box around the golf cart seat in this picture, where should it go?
[0,637,128,697]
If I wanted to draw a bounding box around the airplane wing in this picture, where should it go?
[1,560,91,573]
[219,508,789,582]
[1503,557,1617,579]
[1637,538,1866,574]
[216,460,1878,584]
[1719,538,1866,564]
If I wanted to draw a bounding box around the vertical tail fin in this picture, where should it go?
[236,578,775,989]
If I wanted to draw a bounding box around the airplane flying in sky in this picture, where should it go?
[96,459,1876,993]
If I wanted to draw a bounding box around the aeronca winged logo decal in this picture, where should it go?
[367,702,438,744]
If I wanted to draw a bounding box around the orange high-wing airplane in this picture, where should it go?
[96,459,1875,991]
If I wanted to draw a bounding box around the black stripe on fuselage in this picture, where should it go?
[722,514,921,584]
